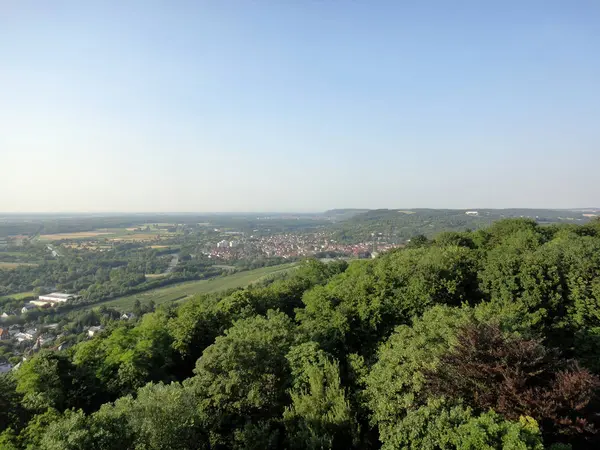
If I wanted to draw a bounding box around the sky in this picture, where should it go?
[1,1,599,212]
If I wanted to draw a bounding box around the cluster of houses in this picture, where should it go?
[0,290,143,373]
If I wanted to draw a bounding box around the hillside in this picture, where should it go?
[332,208,595,243]
[4,218,600,449]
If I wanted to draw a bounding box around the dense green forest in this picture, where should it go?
[2,218,600,449]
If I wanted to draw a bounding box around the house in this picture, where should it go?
[0,362,13,373]
[0,328,10,340]
[14,332,34,342]
[21,304,37,314]
[120,313,136,320]
[465,211,479,216]
[87,326,104,337]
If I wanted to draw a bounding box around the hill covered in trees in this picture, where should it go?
[331,208,596,243]
[2,218,600,449]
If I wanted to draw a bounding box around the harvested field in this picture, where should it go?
[0,262,38,269]
[110,233,170,242]
[39,231,114,241]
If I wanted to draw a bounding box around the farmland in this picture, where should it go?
[38,231,115,241]
[0,262,38,270]
[87,263,298,311]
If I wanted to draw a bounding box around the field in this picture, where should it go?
[0,262,37,269]
[38,231,115,241]
[0,291,35,300]
[87,263,298,311]
[109,233,174,242]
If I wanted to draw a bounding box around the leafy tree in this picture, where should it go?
[15,351,98,413]
[365,306,473,446]
[72,310,174,398]
[0,374,29,433]
[185,310,296,448]
[425,322,600,444]
[284,356,357,449]
[101,382,205,450]
[378,398,543,450]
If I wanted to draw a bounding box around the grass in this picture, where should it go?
[0,291,35,300]
[0,262,37,269]
[86,263,298,311]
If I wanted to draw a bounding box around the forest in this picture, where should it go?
[2,218,600,449]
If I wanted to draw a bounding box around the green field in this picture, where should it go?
[0,291,35,300]
[88,263,298,311]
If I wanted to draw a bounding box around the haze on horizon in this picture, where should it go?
[1,1,599,213]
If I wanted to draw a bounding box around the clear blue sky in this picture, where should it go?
[1,1,599,212]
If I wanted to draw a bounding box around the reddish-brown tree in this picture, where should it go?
[425,322,600,442]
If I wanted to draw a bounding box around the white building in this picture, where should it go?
[31,292,81,308]
[465,211,479,216]
[14,332,34,342]
[216,240,229,248]
[88,326,104,337]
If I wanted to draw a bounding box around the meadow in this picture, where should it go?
[86,263,298,311]
[0,291,35,300]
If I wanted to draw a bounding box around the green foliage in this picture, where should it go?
[72,310,174,398]
[101,382,205,450]
[298,246,479,356]
[0,374,29,432]
[379,399,543,450]
[284,357,357,449]
[365,306,472,443]
[15,351,97,413]
[6,218,600,449]
[185,310,296,448]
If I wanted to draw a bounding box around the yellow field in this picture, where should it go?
[145,273,165,279]
[39,231,113,240]
[0,262,38,269]
[397,210,416,214]
[149,245,170,249]
[110,233,170,242]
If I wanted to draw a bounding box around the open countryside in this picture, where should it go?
[87,263,298,311]
[2,2,600,448]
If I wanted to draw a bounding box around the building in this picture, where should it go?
[87,326,104,337]
[14,332,34,342]
[465,211,479,216]
[216,240,230,248]
[30,292,81,308]
[21,304,36,314]
[0,328,10,340]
